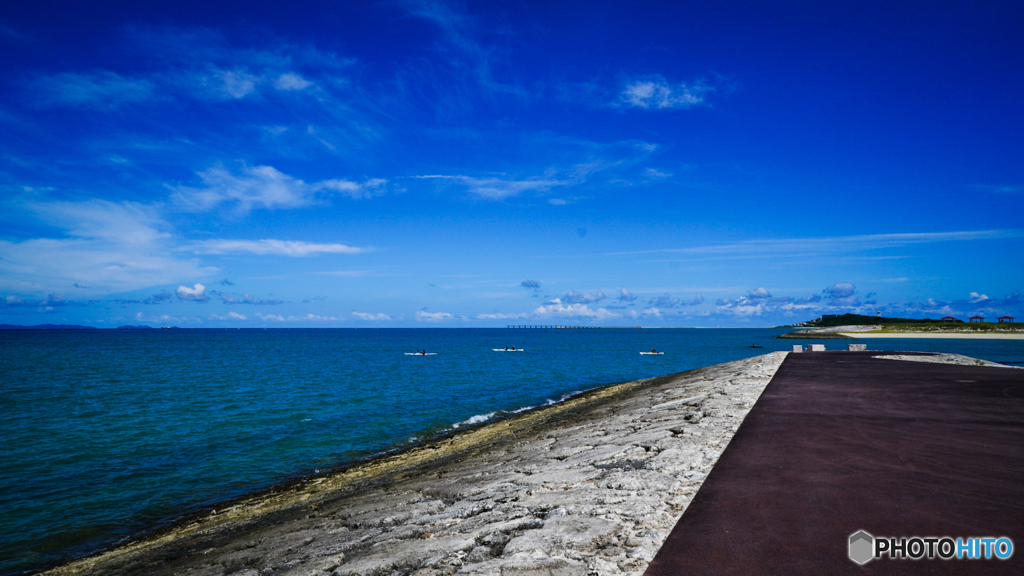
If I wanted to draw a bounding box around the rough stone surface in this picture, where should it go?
[876,352,1018,368]
[43,353,787,576]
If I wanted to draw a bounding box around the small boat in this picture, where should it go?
[404,352,437,355]
[749,345,763,349]
[640,351,664,355]
[493,348,524,351]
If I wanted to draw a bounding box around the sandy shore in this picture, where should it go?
[42,352,787,576]
[841,332,1024,340]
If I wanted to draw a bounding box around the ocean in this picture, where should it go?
[1,327,1022,574]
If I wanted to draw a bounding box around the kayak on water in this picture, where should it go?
[493,348,524,351]
[404,352,437,355]
[639,351,665,355]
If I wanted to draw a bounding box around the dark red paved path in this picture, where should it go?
[645,351,1024,575]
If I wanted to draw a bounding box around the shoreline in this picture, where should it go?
[30,383,608,574]
[40,353,788,576]
[23,385,607,576]
[840,332,1024,340]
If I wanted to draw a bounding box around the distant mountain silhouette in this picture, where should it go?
[0,324,99,330]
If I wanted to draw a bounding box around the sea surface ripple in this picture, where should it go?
[1,328,1021,574]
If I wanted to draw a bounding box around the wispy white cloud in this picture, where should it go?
[215,292,284,305]
[778,301,820,311]
[255,312,285,321]
[715,301,766,317]
[0,293,68,309]
[31,62,310,107]
[609,230,1024,258]
[416,310,457,322]
[643,167,672,179]
[620,75,712,109]
[476,312,528,319]
[287,313,340,321]
[31,71,160,109]
[211,312,247,320]
[315,178,388,199]
[973,184,1024,194]
[640,307,663,318]
[273,72,313,91]
[201,67,261,98]
[29,26,351,109]
[562,289,606,304]
[532,298,619,320]
[715,287,779,316]
[315,270,382,277]
[415,174,568,200]
[187,239,367,256]
[0,189,368,303]
[401,0,527,97]
[171,164,389,213]
[0,200,215,294]
[402,0,473,47]
[880,291,1024,319]
[706,283,901,320]
[29,199,169,244]
[171,164,313,212]
[412,138,659,201]
[133,290,174,305]
[0,22,31,41]
[135,311,193,324]
[352,312,392,321]
[650,294,680,308]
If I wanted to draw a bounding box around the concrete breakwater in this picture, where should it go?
[43,353,787,576]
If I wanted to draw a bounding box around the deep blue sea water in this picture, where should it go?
[1,328,1022,574]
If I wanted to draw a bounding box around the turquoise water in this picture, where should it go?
[1,328,1022,574]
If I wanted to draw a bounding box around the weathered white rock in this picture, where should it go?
[44,353,788,576]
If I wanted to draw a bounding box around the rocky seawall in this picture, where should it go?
[42,352,788,576]
[775,325,877,339]
[775,331,853,339]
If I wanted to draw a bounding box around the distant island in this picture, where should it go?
[778,313,1021,340]
[0,324,99,330]
[0,324,174,330]
[786,313,963,328]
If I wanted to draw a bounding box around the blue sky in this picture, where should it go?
[1,0,1022,327]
